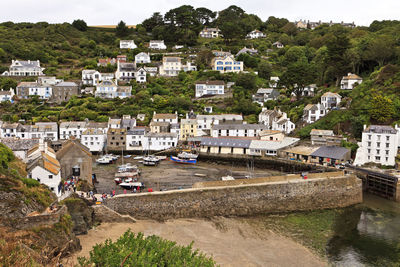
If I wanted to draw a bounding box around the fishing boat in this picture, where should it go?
[170,155,197,164]
[156,155,167,161]
[114,177,135,185]
[123,155,132,158]
[117,163,140,173]
[119,182,144,190]
[177,152,198,159]
[143,155,160,166]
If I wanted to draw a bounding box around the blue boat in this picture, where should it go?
[170,156,197,164]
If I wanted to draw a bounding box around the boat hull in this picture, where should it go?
[170,156,197,164]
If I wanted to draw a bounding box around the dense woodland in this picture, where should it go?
[1,5,400,142]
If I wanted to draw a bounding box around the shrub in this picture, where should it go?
[78,230,216,266]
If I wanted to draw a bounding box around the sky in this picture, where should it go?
[1,0,399,27]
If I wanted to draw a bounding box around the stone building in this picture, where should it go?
[107,128,127,152]
[56,138,93,184]
[50,81,79,104]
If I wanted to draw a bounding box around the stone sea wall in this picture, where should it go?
[105,173,363,220]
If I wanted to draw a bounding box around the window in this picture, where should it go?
[48,175,53,179]
[386,150,389,155]
[368,135,371,140]
[376,150,380,154]
[377,142,380,148]
[375,156,380,161]
[386,136,390,141]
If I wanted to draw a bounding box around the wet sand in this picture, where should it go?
[64,217,325,267]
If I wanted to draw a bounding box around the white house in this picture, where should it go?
[212,55,243,74]
[159,57,182,77]
[272,42,284,49]
[95,80,132,99]
[142,132,178,151]
[0,123,27,138]
[293,84,316,97]
[149,40,167,50]
[195,80,225,98]
[126,127,147,151]
[30,122,59,141]
[258,108,296,134]
[199,27,221,38]
[252,88,280,105]
[26,141,61,196]
[246,30,266,39]
[4,60,45,76]
[115,62,136,82]
[135,67,147,83]
[354,125,399,166]
[270,77,280,88]
[211,124,268,138]
[120,40,137,49]
[152,111,178,124]
[60,121,88,140]
[340,73,362,90]
[81,129,106,153]
[82,70,102,86]
[16,82,52,100]
[135,52,151,64]
[0,89,15,102]
[303,103,326,124]
[321,92,342,109]
[196,114,243,131]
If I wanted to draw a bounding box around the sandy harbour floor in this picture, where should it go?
[64,217,325,267]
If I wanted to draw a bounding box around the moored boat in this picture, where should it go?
[170,155,196,164]
[119,182,144,190]
[177,152,198,159]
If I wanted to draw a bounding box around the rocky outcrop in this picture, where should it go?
[92,205,136,223]
[62,196,95,235]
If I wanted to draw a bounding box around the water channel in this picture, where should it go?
[327,193,400,266]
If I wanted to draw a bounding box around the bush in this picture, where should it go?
[78,230,216,266]
[21,178,40,188]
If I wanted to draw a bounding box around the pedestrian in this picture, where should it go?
[112,190,116,197]
[133,187,137,193]
[124,189,127,194]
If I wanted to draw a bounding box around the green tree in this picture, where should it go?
[236,73,257,90]
[364,35,395,67]
[142,12,164,32]
[369,95,395,123]
[72,19,88,31]
[257,61,272,80]
[280,61,317,99]
[116,20,129,37]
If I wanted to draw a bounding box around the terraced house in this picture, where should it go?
[212,55,243,73]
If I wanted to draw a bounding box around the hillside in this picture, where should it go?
[0,144,81,266]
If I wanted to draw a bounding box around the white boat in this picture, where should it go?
[123,155,132,158]
[156,155,167,160]
[119,182,144,190]
[177,152,198,159]
[96,156,112,164]
[221,175,235,181]
[133,156,143,160]
[117,163,140,173]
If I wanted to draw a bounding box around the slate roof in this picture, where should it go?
[164,57,180,63]
[310,129,334,136]
[212,124,267,130]
[364,125,397,134]
[249,138,299,150]
[322,92,341,98]
[200,137,252,148]
[310,146,350,160]
[54,81,78,87]
[153,113,177,120]
[0,138,39,151]
[196,80,225,86]
[197,114,243,121]
[56,139,92,159]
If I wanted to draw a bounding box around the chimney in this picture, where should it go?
[363,124,367,130]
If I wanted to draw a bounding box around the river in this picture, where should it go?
[327,193,400,266]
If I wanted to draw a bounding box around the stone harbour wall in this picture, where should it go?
[105,174,363,220]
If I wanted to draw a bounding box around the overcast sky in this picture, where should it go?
[1,0,399,27]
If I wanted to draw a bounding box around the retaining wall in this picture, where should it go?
[13,205,67,230]
[105,174,362,220]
